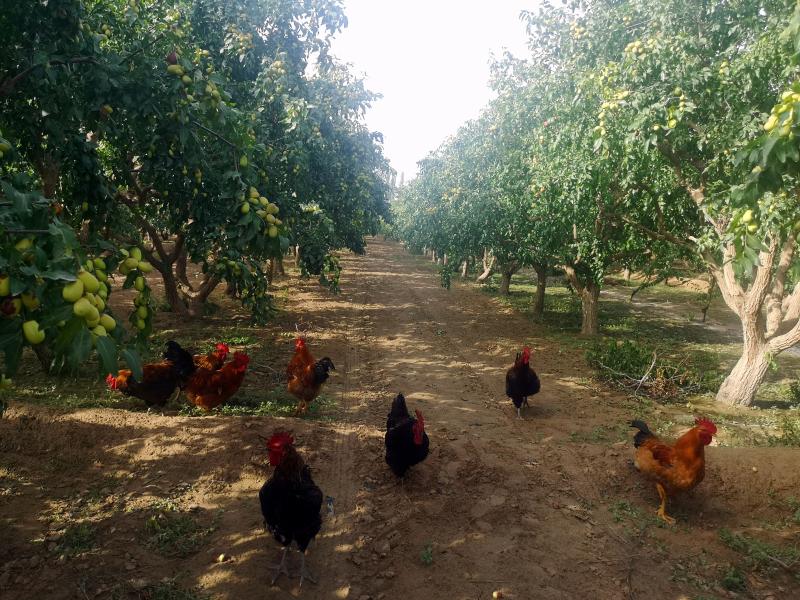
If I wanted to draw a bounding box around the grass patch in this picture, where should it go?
[58,523,96,556]
[720,565,748,592]
[145,581,210,600]
[180,388,337,420]
[719,528,800,574]
[144,509,217,558]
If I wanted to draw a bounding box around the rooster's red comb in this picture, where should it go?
[105,373,117,389]
[694,416,717,434]
[267,431,294,450]
[295,337,306,350]
[216,342,230,353]
[414,409,424,426]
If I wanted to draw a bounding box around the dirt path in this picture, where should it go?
[2,239,799,600]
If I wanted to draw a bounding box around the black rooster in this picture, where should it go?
[259,432,322,587]
[385,393,430,478]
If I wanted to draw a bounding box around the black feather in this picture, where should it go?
[162,341,197,382]
[629,420,653,448]
[313,357,335,386]
[384,393,429,477]
[505,359,540,409]
[259,452,323,552]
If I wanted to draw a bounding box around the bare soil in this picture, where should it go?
[1,239,799,600]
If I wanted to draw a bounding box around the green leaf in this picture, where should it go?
[41,269,77,282]
[120,348,143,380]
[95,336,118,376]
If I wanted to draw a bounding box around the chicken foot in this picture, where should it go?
[655,483,676,525]
[269,546,291,585]
[297,549,318,587]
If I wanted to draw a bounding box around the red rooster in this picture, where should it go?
[194,342,229,371]
[185,351,250,411]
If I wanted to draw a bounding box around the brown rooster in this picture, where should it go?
[630,417,718,524]
[107,341,195,407]
[286,338,335,415]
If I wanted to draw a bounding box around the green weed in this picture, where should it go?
[420,542,433,566]
[144,510,217,558]
[58,523,96,556]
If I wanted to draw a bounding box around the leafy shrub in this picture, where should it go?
[786,380,800,404]
[768,416,800,447]
[586,339,707,399]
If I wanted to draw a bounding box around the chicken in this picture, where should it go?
[185,351,250,411]
[630,417,718,524]
[259,431,323,587]
[505,346,540,419]
[193,342,229,371]
[286,337,335,415]
[106,341,195,407]
[170,341,229,394]
[385,393,429,478]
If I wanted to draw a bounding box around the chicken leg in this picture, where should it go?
[516,397,528,419]
[655,483,676,525]
[269,546,291,585]
[297,549,317,587]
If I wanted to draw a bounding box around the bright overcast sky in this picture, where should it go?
[331,1,535,181]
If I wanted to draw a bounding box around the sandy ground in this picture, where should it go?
[1,239,799,600]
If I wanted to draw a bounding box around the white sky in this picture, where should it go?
[331,1,534,181]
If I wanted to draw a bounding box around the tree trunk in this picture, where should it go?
[563,264,601,335]
[476,248,495,282]
[580,283,601,335]
[498,262,519,296]
[532,263,547,318]
[294,246,300,267]
[176,246,191,289]
[32,344,53,374]
[276,257,285,276]
[460,260,468,279]
[623,267,631,281]
[158,265,188,315]
[186,275,221,317]
[499,272,512,295]
[716,318,771,406]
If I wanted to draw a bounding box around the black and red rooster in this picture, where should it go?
[505,346,540,419]
[259,432,323,587]
[385,393,430,478]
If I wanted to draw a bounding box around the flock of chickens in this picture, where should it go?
[105,338,716,587]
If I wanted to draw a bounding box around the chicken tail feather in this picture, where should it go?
[629,419,653,448]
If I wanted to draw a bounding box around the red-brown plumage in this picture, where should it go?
[106,362,183,407]
[193,342,229,371]
[630,417,717,523]
[186,351,250,411]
